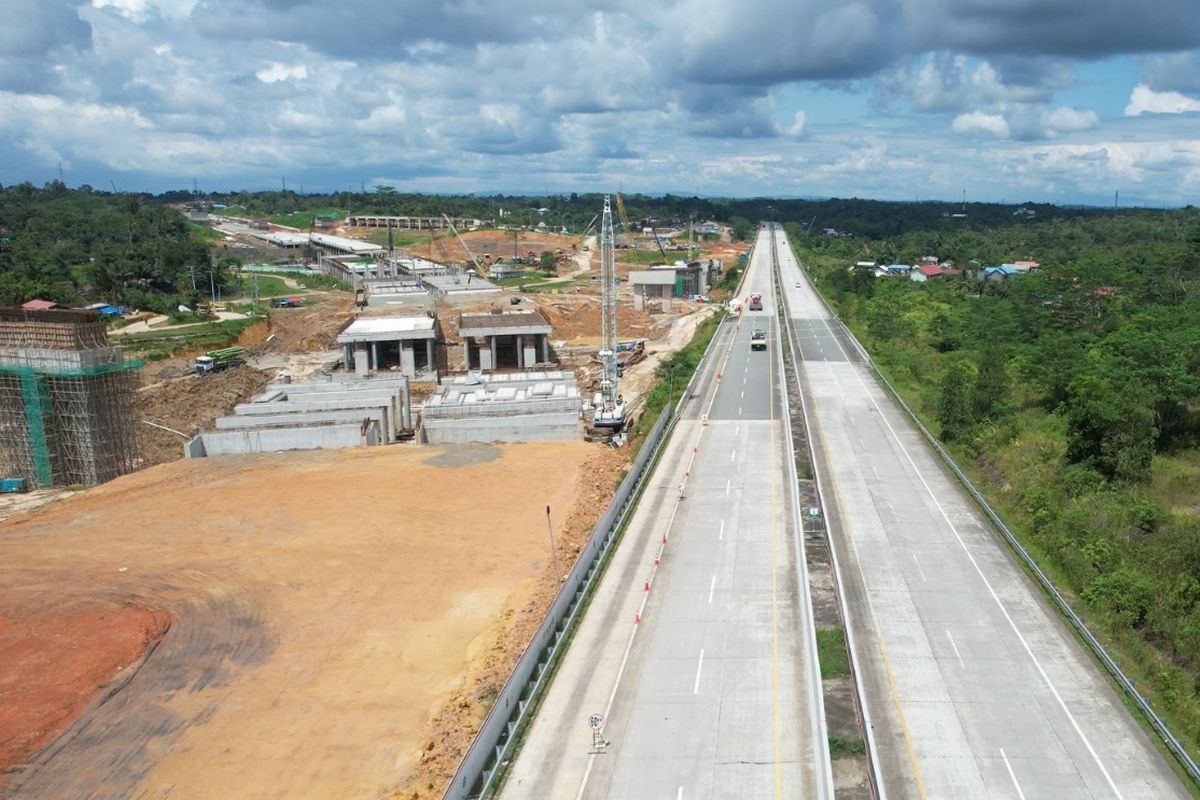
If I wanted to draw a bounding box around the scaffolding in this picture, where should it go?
[0,308,141,486]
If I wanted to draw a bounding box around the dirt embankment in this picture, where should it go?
[136,365,272,467]
[388,442,631,800]
[0,440,627,800]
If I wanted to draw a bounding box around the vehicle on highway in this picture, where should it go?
[751,328,766,351]
[748,292,763,311]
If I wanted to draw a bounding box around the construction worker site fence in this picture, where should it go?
[444,315,733,800]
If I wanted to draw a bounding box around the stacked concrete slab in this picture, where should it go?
[186,375,412,458]
[421,370,581,444]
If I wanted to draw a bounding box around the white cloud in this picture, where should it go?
[952,110,1010,138]
[1124,83,1200,116]
[1041,105,1098,133]
[256,63,308,83]
[1,0,1199,204]
[783,111,808,139]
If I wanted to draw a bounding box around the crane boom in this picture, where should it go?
[614,192,634,247]
[442,214,487,276]
[592,196,624,430]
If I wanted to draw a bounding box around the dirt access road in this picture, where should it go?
[0,440,610,799]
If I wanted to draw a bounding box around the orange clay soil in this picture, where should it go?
[0,439,624,799]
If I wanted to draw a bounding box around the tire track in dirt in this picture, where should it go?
[2,573,273,800]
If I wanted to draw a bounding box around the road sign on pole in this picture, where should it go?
[588,713,604,730]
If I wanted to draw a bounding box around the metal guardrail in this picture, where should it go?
[442,314,734,800]
[794,246,1200,789]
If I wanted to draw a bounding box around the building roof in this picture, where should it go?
[916,264,944,277]
[337,316,437,342]
[21,299,61,310]
[459,310,551,336]
[628,270,677,285]
[310,232,383,254]
[885,264,913,271]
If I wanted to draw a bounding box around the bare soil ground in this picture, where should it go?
[0,439,625,799]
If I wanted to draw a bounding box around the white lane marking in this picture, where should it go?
[912,554,928,583]
[709,574,716,604]
[725,479,731,496]
[738,406,742,416]
[741,390,745,399]
[818,316,1128,800]
[719,519,725,540]
[735,425,739,436]
[946,630,965,669]
[677,787,684,800]
[1000,749,1026,800]
[693,649,705,694]
[730,449,736,462]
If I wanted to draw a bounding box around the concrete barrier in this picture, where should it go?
[191,422,378,456]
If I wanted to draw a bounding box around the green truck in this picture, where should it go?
[195,346,245,375]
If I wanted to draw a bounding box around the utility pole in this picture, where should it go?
[545,505,560,581]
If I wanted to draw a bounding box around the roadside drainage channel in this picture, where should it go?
[772,227,877,800]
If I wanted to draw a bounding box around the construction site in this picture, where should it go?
[0,201,746,800]
[0,308,140,487]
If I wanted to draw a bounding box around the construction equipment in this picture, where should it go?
[442,214,488,277]
[1,477,30,493]
[591,196,625,431]
[646,222,670,260]
[194,346,245,375]
[614,192,635,249]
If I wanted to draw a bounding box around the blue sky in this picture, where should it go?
[1,0,1199,206]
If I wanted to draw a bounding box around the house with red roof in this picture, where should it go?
[20,299,64,310]
[910,264,947,282]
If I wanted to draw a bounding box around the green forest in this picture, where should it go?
[0,182,236,312]
[788,208,1200,758]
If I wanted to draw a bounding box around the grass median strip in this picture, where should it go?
[816,627,851,680]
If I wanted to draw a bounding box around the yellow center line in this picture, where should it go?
[822,422,930,800]
[879,635,929,799]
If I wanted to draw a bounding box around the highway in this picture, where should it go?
[773,225,1190,799]
[500,228,831,800]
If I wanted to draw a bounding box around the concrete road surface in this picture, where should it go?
[773,226,1189,800]
[500,228,830,800]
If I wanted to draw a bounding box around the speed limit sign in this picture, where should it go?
[588,713,604,730]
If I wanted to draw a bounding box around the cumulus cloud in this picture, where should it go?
[1,0,1199,203]
[1140,50,1200,93]
[952,110,1011,138]
[904,0,1200,58]
[0,0,92,91]
[783,111,808,139]
[1125,83,1200,115]
[256,63,307,83]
